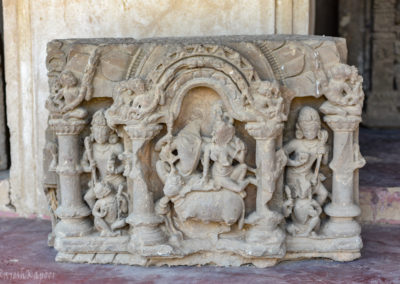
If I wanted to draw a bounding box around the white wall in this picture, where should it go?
[2,0,314,216]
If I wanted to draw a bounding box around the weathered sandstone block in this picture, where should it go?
[43,35,365,267]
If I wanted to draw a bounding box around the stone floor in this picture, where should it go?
[0,217,398,283]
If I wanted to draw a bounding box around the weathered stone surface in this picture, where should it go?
[0,171,10,211]
[43,35,364,266]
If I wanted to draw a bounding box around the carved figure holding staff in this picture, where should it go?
[283,106,329,236]
[81,109,125,209]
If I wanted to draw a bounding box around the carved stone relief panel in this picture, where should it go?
[43,35,364,267]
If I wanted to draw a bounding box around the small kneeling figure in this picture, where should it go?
[92,182,128,237]
[283,185,322,237]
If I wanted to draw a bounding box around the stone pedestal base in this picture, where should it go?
[44,35,364,267]
[54,218,93,238]
[54,234,362,267]
[322,217,362,238]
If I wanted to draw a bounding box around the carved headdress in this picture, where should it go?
[212,102,235,145]
[59,70,78,87]
[116,78,146,96]
[91,109,108,127]
[94,181,112,199]
[295,106,321,139]
[255,80,280,97]
[329,63,352,79]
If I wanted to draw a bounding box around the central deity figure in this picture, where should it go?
[155,101,256,235]
[202,103,256,195]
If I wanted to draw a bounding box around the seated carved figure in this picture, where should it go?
[320,63,364,117]
[92,182,128,237]
[202,104,256,196]
[283,186,322,237]
[155,103,255,232]
[250,80,287,121]
[46,70,88,119]
[81,109,126,209]
[106,78,165,122]
[283,106,329,236]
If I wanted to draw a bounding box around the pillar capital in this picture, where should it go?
[245,120,284,140]
[49,118,87,136]
[323,115,361,132]
[124,123,163,141]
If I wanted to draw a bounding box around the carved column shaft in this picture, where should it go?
[58,135,82,207]
[51,119,92,238]
[244,121,285,253]
[124,124,168,250]
[246,121,283,216]
[322,116,362,237]
[255,137,276,214]
[331,131,356,205]
[129,138,159,217]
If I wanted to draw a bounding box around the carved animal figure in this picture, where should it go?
[173,189,245,229]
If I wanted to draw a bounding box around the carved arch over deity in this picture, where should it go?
[106,43,290,127]
[149,44,290,124]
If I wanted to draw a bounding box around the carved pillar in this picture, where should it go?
[50,118,92,237]
[246,121,281,216]
[124,124,171,253]
[322,115,365,237]
[244,121,285,250]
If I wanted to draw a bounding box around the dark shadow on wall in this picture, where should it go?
[0,0,9,170]
[314,0,339,36]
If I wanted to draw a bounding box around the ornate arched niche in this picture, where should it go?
[44,36,365,267]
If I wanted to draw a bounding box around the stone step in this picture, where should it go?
[360,186,400,225]
[358,127,400,225]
